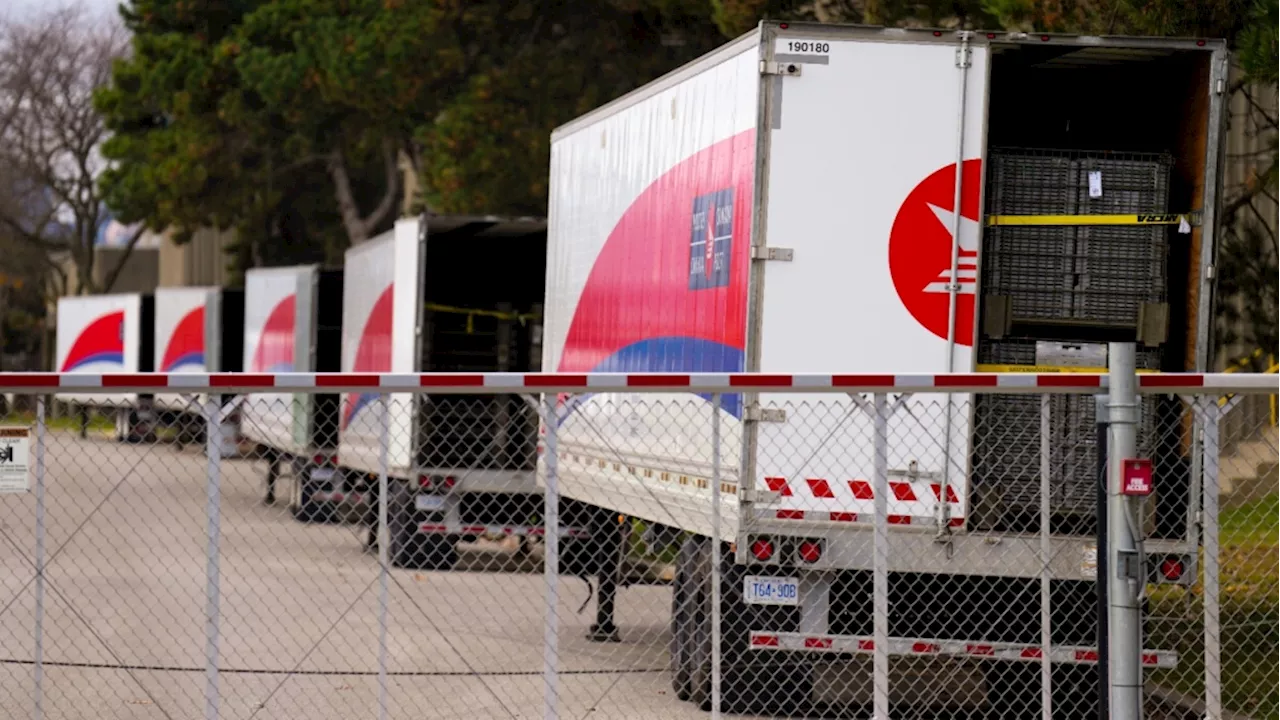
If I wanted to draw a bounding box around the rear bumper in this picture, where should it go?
[749,631,1176,668]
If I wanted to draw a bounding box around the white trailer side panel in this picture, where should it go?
[338,225,417,479]
[544,35,761,541]
[241,266,315,457]
[753,34,989,526]
[153,286,218,412]
[55,294,142,407]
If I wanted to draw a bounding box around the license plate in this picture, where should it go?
[311,468,337,484]
[743,576,799,606]
[415,495,446,512]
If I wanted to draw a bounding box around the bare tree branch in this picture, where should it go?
[327,139,401,245]
[0,6,129,296]
[100,225,148,293]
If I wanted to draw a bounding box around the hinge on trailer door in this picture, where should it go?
[745,404,787,423]
[760,61,802,77]
[750,246,794,262]
[955,47,971,68]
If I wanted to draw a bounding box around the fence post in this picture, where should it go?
[1107,343,1140,720]
[542,394,560,720]
[203,395,222,720]
[1039,394,1052,720]
[1199,397,1222,720]
[710,394,722,720]
[377,395,391,720]
[34,396,46,720]
[871,392,890,720]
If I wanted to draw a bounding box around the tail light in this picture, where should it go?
[313,453,335,467]
[750,538,775,562]
[798,539,823,564]
[418,474,457,492]
[1159,558,1184,582]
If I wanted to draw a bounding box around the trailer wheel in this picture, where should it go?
[669,535,698,700]
[685,537,811,714]
[292,473,326,522]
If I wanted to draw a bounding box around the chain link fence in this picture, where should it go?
[0,372,1273,720]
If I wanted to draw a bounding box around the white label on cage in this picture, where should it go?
[0,426,31,493]
[1178,216,1192,234]
[1081,545,1098,579]
[1088,171,1103,198]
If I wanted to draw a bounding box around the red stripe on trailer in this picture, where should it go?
[887,515,912,525]
[1075,650,1099,662]
[806,478,835,498]
[103,374,167,388]
[913,642,940,654]
[967,644,995,656]
[752,635,779,647]
[935,374,998,387]
[832,374,896,387]
[890,482,917,501]
[525,374,588,387]
[857,639,875,651]
[804,637,833,649]
[1141,653,1161,666]
[930,483,961,503]
[1141,374,1203,388]
[765,477,793,496]
[849,480,874,499]
[731,374,793,387]
[419,524,448,534]
[949,517,965,528]
[626,374,691,387]
[1021,647,1043,659]
[830,512,859,522]
[1036,375,1102,388]
[776,509,806,520]
[420,374,484,387]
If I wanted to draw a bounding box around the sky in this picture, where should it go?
[5,0,119,22]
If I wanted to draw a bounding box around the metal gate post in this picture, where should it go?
[34,396,46,720]
[1198,397,1223,720]
[377,395,391,720]
[710,394,723,720]
[872,393,891,720]
[1039,394,1053,720]
[1107,344,1140,720]
[542,395,560,720]
[203,396,222,720]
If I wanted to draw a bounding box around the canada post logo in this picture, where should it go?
[689,188,734,290]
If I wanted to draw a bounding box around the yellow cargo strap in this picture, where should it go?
[985,213,1201,227]
[975,364,1158,374]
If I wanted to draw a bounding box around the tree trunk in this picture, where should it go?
[327,141,401,246]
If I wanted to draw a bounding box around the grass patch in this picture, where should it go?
[0,411,114,432]
[1148,492,1278,719]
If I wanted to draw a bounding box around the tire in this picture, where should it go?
[684,537,811,714]
[292,476,326,522]
[670,536,698,701]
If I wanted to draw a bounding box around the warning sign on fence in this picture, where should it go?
[0,426,31,493]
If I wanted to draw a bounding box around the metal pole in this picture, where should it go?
[542,395,560,720]
[1199,398,1222,720]
[204,395,222,720]
[938,30,973,537]
[34,396,46,720]
[1039,394,1053,720]
[872,393,891,720]
[377,395,390,720]
[1094,395,1110,720]
[710,394,722,720]
[1107,344,1140,720]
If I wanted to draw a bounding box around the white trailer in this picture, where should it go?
[240,265,344,515]
[55,293,154,440]
[543,22,1229,714]
[337,215,586,569]
[153,286,244,453]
